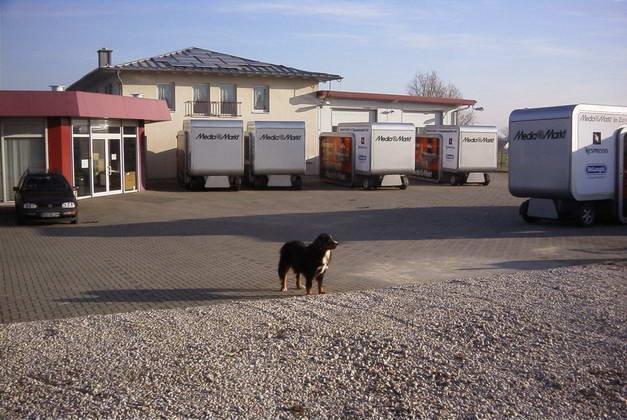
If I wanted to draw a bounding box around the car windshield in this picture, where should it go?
[23,176,70,192]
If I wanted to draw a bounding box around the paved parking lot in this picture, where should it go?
[1,173,626,324]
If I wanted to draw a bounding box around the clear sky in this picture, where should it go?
[1,0,626,129]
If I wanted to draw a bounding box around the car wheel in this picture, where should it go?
[483,173,491,186]
[519,200,536,223]
[449,174,458,186]
[71,216,78,225]
[576,203,596,227]
[362,178,370,190]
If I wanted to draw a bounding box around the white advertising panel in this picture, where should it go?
[250,122,305,174]
[370,127,415,174]
[458,129,498,170]
[572,110,626,200]
[188,120,244,175]
[508,117,572,199]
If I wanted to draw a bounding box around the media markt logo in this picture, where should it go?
[196,132,240,141]
[375,135,412,142]
[260,134,302,141]
[462,136,495,143]
[513,129,566,141]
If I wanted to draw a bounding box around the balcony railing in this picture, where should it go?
[185,101,241,117]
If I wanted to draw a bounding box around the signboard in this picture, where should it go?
[415,136,441,181]
[320,136,353,183]
[189,124,243,175]
[252,126,305,174]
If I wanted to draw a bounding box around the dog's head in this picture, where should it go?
[313,233,339,251]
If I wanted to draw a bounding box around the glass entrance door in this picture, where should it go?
[92,138,123,195]
[109,139,121,191]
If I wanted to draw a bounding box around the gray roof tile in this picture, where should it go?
[114,47,341,81]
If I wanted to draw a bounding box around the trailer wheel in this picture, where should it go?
[519,200,537,223]
[448,174,458,186]
[575,203,596,227]
[400,176,409,190]
[230,176,242,191]
[191,177,205,191]
[291,175,303,190]
[253,175,268,188]
[362,178,371,190]
[483,173,491,186]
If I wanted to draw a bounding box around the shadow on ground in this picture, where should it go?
[55,288,290,303]
[40,206,627,242]
[460,257,627,272]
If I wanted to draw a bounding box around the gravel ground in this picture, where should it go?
[1,263,625,418]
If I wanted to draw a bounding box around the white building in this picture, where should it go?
[313,90,476,133]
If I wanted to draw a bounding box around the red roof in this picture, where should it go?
[0,90,171,122]
[316,90,475,107]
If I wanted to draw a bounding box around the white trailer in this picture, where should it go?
[246,121,305,189]
[176,119,244,190]
[509,104,627,226]
[332,122,415,189]
[423,125,498,185]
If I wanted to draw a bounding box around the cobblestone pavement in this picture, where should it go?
[1,173,626,324]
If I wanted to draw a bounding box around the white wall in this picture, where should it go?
[318,98,456,134]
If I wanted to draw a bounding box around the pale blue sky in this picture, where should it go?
[1,0,626,128]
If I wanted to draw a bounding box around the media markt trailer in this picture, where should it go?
[509,104,627,226]
[176,119,244,190]
[246,121,305,189]
[325,122,414,189]
[423,125,498,185]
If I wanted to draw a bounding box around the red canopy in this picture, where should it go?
[0,90,171,122]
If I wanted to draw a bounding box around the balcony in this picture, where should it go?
[185,101,241,117]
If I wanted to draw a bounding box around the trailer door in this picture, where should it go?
[618,128,627,223]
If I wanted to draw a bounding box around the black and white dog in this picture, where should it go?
[278,233,339,295]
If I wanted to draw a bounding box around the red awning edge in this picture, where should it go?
[0,90,171,122]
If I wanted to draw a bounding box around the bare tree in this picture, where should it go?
[407,70,474,125]
[407,70,462,98]
[457,110,475,125]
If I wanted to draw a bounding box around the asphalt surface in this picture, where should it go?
[1,173,626,323]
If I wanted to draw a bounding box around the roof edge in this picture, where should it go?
[316,90,476,107]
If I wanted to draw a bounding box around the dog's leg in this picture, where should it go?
[278,261,289,292]
[305,276,314,295]
[296,273,303,290]
[317,274,326,295]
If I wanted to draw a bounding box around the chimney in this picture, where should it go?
[98,48,112,68]
[49,85,65,91]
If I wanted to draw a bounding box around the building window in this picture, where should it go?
[253,86,269,112]
[157,83,175,111]
[192,84,209,116]
[219,84,236,115]
[1,118,46,201]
